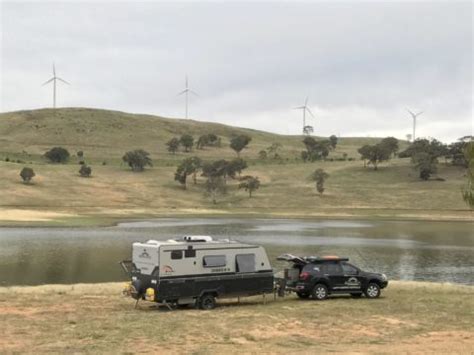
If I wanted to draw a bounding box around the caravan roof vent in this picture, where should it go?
[183,235,213,242]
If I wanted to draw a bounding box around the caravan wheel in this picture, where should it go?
[199,294,216,310]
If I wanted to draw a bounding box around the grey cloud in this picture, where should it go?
[1,1,472,142]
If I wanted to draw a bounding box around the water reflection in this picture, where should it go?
[0,218,473,286]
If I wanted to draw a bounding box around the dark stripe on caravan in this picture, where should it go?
[159,270,273,281]
[162,246,259,252]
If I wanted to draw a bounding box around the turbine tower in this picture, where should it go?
[177,75,198,119]
[294,96,314,135]
[406,108,423,142]
[42,63,69,108]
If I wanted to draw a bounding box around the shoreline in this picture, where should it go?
[0,207,472,227]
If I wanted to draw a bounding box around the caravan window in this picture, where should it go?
[236,254,256,273]
[171,250,183,260]
[185,248,196,258]
[203,255,226,268]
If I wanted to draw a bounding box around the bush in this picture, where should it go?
[79,165,92,177]
[122,150,152,172]
[20,167,35,184]
[44,147,70,163]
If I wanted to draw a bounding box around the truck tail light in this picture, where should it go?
[299,272,310,280]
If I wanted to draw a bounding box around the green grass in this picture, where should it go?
[0,281,472,353]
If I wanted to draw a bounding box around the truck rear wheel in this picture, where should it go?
[199,294,216,310]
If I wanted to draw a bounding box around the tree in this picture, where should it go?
[20,167,35,184]
[358,144,391,170]
[413,152,438,180]
[399,138,447,159]
[44,147,70,163]
[310,168,329,195]
[196,133,220,149]
[79,165,92,177]
[380,137,399,157]
[205,175,226,204]
[399,138,447,180]
[461,141,474,208]
[180,134,194,152]
[258,150,268,160]
[202,160,229,181]
[227,158,247,178]
[77,150,84,158]
[230,134,251,157]
[174,156,202,189]
[166,138,180,154]
[239,176,260,198]
[122,149,152,172]
[302,137,330,162]
[267,143,282,159]
[448,139,469,167]
[329,135,338,150]
[358,145,371,167]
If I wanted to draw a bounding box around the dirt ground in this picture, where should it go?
[0,281,473,353]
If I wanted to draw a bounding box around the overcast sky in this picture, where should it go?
[1,1,472,142]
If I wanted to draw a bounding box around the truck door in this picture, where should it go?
[341,262,363,291]
[322,262,346,290]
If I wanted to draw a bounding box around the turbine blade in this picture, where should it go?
[304,96,308,106]
[293,106,305,110]
[189,89,199,97]
[42,77,54,86]
[53,63,56,77]
[416,111,424,116]
[406,108,415,117]
[306,107,315,117]
[57,77,70,85]
[177,89,188,96]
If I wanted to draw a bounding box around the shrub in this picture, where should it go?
[20,167,35,184]
[44,147,70,163]
[79,165,92,177]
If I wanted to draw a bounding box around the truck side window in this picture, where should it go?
[324,262,343,274]
[203,255,226,267]
[236,254,256,273]
[342,263,358,275]
[171,250,183,260]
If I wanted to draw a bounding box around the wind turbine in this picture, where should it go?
[42,63,69,108]
[406,108,423,142]
[177,75,198,119]
[294,96,314,135]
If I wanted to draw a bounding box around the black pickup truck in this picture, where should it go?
[277,254,388,300]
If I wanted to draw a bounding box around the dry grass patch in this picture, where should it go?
[0,281,472,353]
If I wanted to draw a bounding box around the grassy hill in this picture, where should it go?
[0,107,384,163]
[0,107,470,225]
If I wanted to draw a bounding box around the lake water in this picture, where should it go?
[0,218,473,286]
